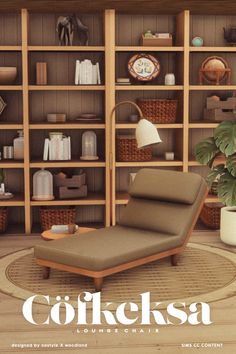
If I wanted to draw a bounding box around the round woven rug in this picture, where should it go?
[1,243,236,308]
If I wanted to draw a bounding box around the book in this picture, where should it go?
[43,138,49,160]
[96,62,101,84]
[75,60,80,85]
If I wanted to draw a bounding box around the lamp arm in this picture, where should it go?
[109,100,144,121]
[109,101,144,170]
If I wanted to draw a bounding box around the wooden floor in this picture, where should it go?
[0,231,235,354]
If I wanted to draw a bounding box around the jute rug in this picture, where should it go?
[1,243,236,308]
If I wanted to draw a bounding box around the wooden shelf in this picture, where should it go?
[0,9,230,233]
[0,161,24,168]
[30,192,105,206]
[29,123,105,130]
[0,194,25,206]
[116,85,184,91]
[116,46,184,52]
[190,46,236,52]
[116,159,183,167]
[205,195,220,203]
[29,85,105,91]
[116,123,183,129]
[0,86,22,90]
[30,159,106,168]
[190,85,236,90]
[189,123,219,129]
[0,46,21,51]
[28,46,105,51]
[116,192,129,205]
[0,123,23,129]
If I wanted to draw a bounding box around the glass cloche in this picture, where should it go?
[80,131,99,160]
[32,168,54,200]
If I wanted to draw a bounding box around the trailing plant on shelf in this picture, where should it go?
[194,121,236,206]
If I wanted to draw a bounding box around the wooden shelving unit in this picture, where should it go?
[0,8,233,233]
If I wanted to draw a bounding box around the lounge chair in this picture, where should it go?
[34,168,208,291]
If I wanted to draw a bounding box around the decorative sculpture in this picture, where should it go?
[56,15,89,46]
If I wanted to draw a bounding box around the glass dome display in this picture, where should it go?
[80,131,98,160]
[32,168,54,200]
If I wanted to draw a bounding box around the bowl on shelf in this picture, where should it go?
[0,67,17,85]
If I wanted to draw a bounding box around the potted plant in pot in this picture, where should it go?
[195,121,236,245]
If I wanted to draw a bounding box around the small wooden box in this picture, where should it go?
[54,173,86,188]
[204,108,236,121]
[58,185,88,199]
[141,34,173,47]
[36,62,47,85]
[206,97,236,110]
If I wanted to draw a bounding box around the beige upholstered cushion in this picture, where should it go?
[120,179,207,235]
[35,226,181,271]
[129,168,203,205]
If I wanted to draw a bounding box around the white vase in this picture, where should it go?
[220,206,236,246]
[165,73,175,85]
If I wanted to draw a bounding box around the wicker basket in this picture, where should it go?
[137,98,177,123]
[117,135,152,162]
[200,202,223,229]
[40,207,76,231]
[0,207,8,233]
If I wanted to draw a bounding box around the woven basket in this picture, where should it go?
[200,203,223,229]
[40,207,76,231]
[117,135,152,162]
[0,207,8,233]
[137,98,177,123]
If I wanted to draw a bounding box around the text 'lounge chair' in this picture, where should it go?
[34,169,208,291]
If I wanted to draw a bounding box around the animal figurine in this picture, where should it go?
[56,15,89,46]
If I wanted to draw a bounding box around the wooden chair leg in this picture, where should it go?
[171,254,179,266]
[42,266,50,279]
[94,277,103,292]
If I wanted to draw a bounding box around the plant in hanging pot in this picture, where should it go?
[195,120,236,245]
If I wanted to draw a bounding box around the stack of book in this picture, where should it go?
[75,59,101,85]
[43,136,71,161]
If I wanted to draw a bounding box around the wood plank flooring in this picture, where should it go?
[0,231,235,354]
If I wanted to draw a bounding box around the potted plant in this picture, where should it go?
[195,121,236,245]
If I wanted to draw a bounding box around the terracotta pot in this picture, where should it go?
[0,67,17,84]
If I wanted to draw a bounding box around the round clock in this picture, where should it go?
[128,53,161,82]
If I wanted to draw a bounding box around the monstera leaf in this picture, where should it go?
[194,137,220,166]
[226,154,236,177]
[214,121,236,157]
[206,164,226,188]
[218,171,236,206]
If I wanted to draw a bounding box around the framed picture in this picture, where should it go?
[128,53,161,81]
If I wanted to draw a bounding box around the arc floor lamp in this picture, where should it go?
[109,100,162,224]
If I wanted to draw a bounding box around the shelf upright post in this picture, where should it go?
[183,10,190,172]
[176,10,190,172]
[21,9,31,233]
[105,9,116,226]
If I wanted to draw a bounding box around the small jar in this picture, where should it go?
[165,73,175,86]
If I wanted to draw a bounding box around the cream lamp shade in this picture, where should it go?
[136,118,162,148]
[110,100,162,150]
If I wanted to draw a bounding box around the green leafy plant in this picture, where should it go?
[194,121,236,206]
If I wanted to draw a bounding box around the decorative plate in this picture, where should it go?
[201,56,229,83]
[128,53,161,81]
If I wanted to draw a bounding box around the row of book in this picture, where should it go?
[75,59,101,85]
[43,137,71,161]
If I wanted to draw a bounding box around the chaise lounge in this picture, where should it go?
[34,168,208,291]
